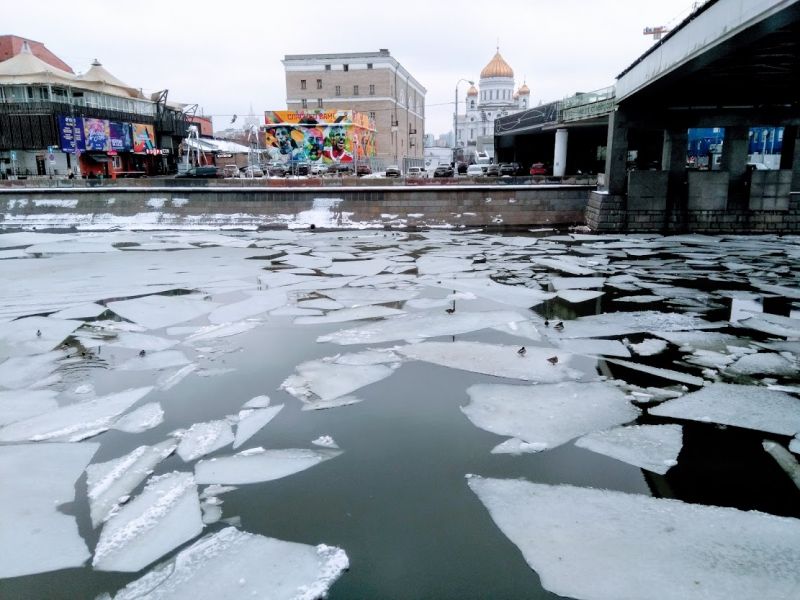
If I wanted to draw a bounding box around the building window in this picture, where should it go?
[325,64,331,71]
[470,100,475,109]
[354,85,359,96]
[369,84,375,95]
[335,85,341,96]
[343,64,349,71]
[367,63,373,69]
[369,112,376,121]
[112,156,122,169]
[301,99,308,109]
[317,98,323,108]
[316,79,322,89]
[300,79,306,90]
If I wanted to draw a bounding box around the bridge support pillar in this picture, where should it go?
[720,125,750,210]
[780,126,800,191]
[553,129,568,177]
[603,109,628,196]
[662,128,688,232]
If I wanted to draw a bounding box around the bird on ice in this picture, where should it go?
[553,322,564,331]
[547,356,559,365]
[139,350,146,357]
[36,330,42,337]
[518,347,526,356]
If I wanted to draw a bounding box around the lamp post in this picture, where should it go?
[454,78,474,169]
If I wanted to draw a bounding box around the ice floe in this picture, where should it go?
[416,256,474,275]
[207,290,287,325]
[233,404,284,448]
[312,436,339,449]
[550,277,606,291]
[323,258,390,276]
[468,477,800,600]
[574,424,682,474]
[155,364,198,391]
[176,420,235,461]
[428,278,554,308]
[628,339,669,356]
[116,350,191,371]
[463,382,640,452]
[195,448,342,484]
[323,287,420,306]
[604,359,705,386]
[86,440,177,527]
[0,442,99,578]
[0,316,82,358]
[725,352,799,377]
[107,295,221,330]
[294,305,405,325]
[0,387,153,442]
[182,321,262,344]
[113,402,165,433]
[556,289,604,303]
[0,389,59,426]
[763,441,800,491]
[650,383,800,435]
[397,342,581,382]
[93,471,203,572]
[737,313,800,338]
[106,332,179,352]
[242,395,271,408]
[50,303,108,320]
[545,311,720,339]
[107,527,348,600]
[281,360,395,403]
[554,339,630,358]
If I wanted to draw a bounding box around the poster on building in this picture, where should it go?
[109,121,133,152]
[83,118,112,151]
[263,110,376,165]
[132,123,156,152]
[57,116,85,153]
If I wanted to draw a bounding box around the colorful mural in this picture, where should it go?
[263,110,376,165]
[132,123,156,152]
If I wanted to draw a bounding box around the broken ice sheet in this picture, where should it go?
[0,442,99,578]
[112,402,164,434]
[468,478,800,600]
[281,360,395,403]
[550,277,606,291]
[207,290,287,325]
[86,440,177,527]
[116,350,191,371]
[181,320,262,344]
[93,471,203,573]
[651,330,749,352]
[294,305,405,325]
[554,338,630,358]
[556,289,604,303]
[416,256,474,275]
[233,404,284,449]
[176,420,235,461]
[427,278,555,309]
[650,383,800,435]
[0,389,59,426]
[0,315,82,358]
[318,309,528,345]
[155,364,198,391]
[312,435,339,448]
[725,352,799,377]
[762,441,800,491]
[195,448,342,484]
[463,382,640,452]
[0,386,153,442]
[106,332,178,352]
[604,358,705,387]
[545,311,720,340]
[397,342,582,382]
[107,527,348,600]
[323,286,421,306]
[613,294,665,303]
[628,338,668,356]
[107,295,221,330]
[323,258,390,276]
[737,313,800,338]
[575,424,682,474]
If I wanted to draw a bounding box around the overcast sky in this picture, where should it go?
[7,0,696,136]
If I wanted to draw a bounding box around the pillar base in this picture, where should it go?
[586,191,625,231]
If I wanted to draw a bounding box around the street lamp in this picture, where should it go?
[454,78,474,168]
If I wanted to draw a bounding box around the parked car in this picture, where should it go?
[267,162,288,177]
[433,165,454,178]
[175,166,219,178]
[530,162,548,175]
[287,162,309,176]
[466,164,484,177]
[499,162,523,176]
[222,165,240,178]
[310,164,328,175]
[240,165,264,178]
[356,164,372,176]
[407,166,427,178]
[385,165,402,177]
[334,163,354,175]
[456,162,468,175]
[485,164,500,177]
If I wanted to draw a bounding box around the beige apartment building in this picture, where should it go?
[283,50,426,168]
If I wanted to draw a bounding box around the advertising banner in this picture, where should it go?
[83,118,111,151]
[58,116,85,153]
[132,123,156,152]
[109,121,133,152]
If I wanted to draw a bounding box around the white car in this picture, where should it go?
[466,165,484,177]
[407,166,427,178]
[310,164,328,175]
[240,165,264,178]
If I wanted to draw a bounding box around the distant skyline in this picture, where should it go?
[5,0,696,135]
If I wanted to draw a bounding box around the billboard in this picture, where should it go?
[83,118,111,151]
[58,117,133,153]
[132,123,156,152]
[263,110,376,165]
[109,121,133,152]
[58,116,84,154]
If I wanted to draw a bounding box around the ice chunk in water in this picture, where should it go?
[790,436,800,454]
[233,405,284,449]
[468,477,800,600]
[628,339,668,356]
[281,360,394,402]
[763,441,800,491]
[428,278,554,308]
[107,295,221,330]
[294,305,405,325]
[416,256,474,275]
[575,424,682,474]
[0,387,153,442]
[312,436,339,449]
[323,287,420,306]
[725,352,799,377]
[0,389,58,426]
[86,440,177,527]
[397,342,581,382]
[297,298,344,310]
[113,403,164,434]
[737,313,800,338]
[318,310,528,345]
[492,320,542,342]
[652,330,747,352]
[155,364,198,391]
[116,350,191,371]
[107,332,178,352]
[176,420,235,461]
[547,311,720,339]
[195,448,342,484]
[463,382,640,452]
[613,295,665,303]
[242,395,271,409]
[333,349,401,365]
[182,320,262,344]
[0,316,82,358]
[93,471,203,572]
[207,290,287,325]
[108,527,348,600]
[300,395,364,411]
[556,290,604,303]
[550,277,606,291]
[0,442,99,578]
[199,484,237,499]
[604,359,705,386]
[650,383,800,435]
[323,258,390,276]
[491,438,548,455]
[554,339,630,357]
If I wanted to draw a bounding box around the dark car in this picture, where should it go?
[175,166,219,178]
[456,162,468,175]
[498,163,516,176]
[530,162,548,175]
[485,164,500,177]
[289,162,309,176]
[267,163,288,177]
[433,165,454,178]
[356,164,372,176]
[334,163,354,175]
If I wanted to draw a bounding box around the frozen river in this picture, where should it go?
[1,229,799,600]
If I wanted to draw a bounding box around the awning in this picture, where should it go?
[87,154,112,163]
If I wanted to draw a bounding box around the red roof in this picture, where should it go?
[0,35,74,74]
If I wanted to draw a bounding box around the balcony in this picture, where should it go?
[0,101,155,125]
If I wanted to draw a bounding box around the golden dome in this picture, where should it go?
[466,85,478,96]
[480,51,514,79]
[513,91,519,100]
[518,83,530,95]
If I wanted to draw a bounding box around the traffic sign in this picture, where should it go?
[10,151,16,161]
[48,153,55,164]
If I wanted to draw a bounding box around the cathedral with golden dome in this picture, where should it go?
[457,50,530,158]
